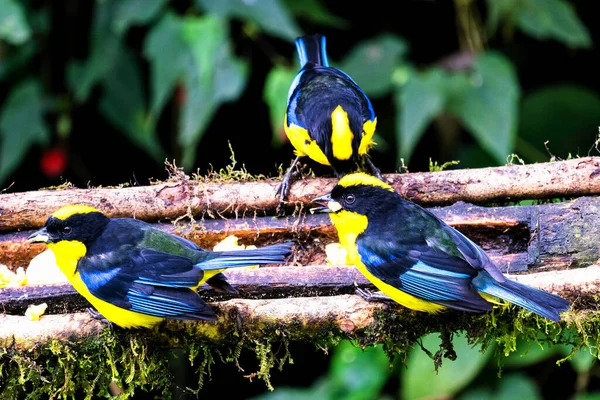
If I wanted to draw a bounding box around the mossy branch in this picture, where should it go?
[2,263,600,351]
[1,157,600,232]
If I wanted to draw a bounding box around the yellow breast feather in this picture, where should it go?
[330,210,446,313]
[48,240,163,328]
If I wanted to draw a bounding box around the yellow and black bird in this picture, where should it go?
[28,205,293,328]
[276,33,381,203]
[311,173,571,321]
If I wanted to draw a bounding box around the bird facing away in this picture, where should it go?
[28,205,294,328]
[311,173,571,322]
[276,33,381,204]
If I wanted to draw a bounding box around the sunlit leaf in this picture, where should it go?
[284,0,348,28]
[67,0,122,102]
[401,332,493,400]
[113,0,168,34]
[195,0,301,41]
[264,65,296,145]
[395,68,446,164]
[99,47,162,162]
[518,85,600,162]
[143,12,190,115]
[0,0,31,45]
[448,51,520,165]
[460,373,541,400]
[339,33,409,98]
[515,0,591,49]
[329,341,391,400]
[0,79,49,184]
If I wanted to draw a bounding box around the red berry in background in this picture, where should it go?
[40,147,67,178]
[175,84,187,106]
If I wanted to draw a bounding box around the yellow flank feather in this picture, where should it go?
[338,173,393,192]
[330,106,354,161]
[285,116,330,166]
[48,240,162,328]
[52,204,100,220]
[358,118,377,156]
[330,209,446,313]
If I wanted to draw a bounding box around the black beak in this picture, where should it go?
[28,227,50,243]
[310,193,334,214]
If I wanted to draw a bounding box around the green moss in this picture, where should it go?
[2,307,600,398]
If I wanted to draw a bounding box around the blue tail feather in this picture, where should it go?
[198,242,293,270]
[473,271,571,322]
[295,34,329,67]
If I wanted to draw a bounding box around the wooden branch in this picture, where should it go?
[2,265,599,350]
[4,197,600,273]
[1,157,599,232]
[2,263,598,317]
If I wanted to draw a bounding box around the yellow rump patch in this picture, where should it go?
[330,106,354,161]
[338,173,393,192]
[52,204,102,220]
[284,115,330,166]
[358,118,377,156]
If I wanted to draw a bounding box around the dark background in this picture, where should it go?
[2,1,599,399]
[3,0,599,194]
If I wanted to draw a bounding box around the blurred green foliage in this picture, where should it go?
[252,331,599,400]
[0,0,598,187]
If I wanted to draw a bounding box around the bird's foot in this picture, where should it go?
[355,286,394,303]
[86,307,113,329]
[364,157,384,181]
[275,171,301,217]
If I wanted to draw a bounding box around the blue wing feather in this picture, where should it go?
[356,237,491,311]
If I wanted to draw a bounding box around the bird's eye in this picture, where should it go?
[62,226,72,235]
[344,194,355,205]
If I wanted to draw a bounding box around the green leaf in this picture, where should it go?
[448,52,520,165]
[401,332,493,400]
[251,378,333,400]
[195,0,301,41]
[99,47,162,162]
[558,345,597,374]
[143,12,190,115]
[264,66,296,145]
[67,0,122,102]
[328,341,391,400]
[339,33,409,98]
[485,0,517,35]
[0,41,36,80]
[212,46,249,102]
[502,339,563,368]
[284,0,348,28]
[515,0,591,48]
[177,15,249,168]
[395,68,446,164]
[574,394,600,400]
[113,0,168,34]
[518,85,600,162]
[0,79,49,184]
[459,373,542,400]
[0,0,31,45]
